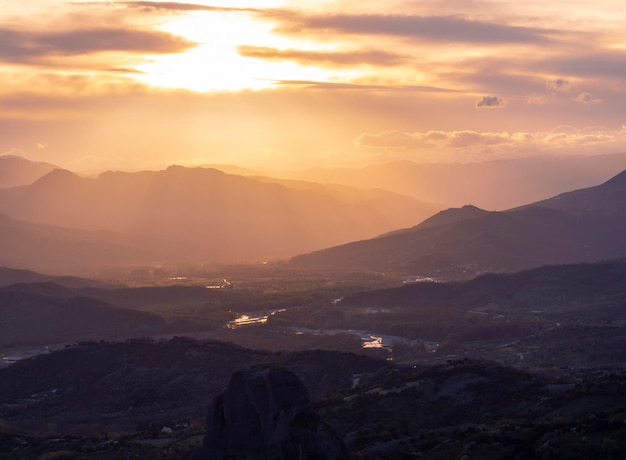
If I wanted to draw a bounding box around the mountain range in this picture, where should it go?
[277,153,626,210]
[0,165,435,270]
[291,170,626,277]
[3,156,626,275]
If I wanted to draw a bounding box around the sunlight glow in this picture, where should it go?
[134,9,358,92]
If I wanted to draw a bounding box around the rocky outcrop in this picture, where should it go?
[192,365,350,460]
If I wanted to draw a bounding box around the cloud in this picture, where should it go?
[354,126,625,158]
[475,95,506,108]
[119,1,263,13]
[573,91,602,104]
[354,130,527,150]
[547,52,626,81]
[0,27,196,64]
[546,78,573,93]
[545,79,602,105]
[238,45,409,67]
[269,79,456,92]
[272,13,555,44]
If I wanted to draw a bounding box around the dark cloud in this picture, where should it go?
[274,14,554,44]
[0,28,196,63]
[238,45,409,67]
[547,52,626,81]
[546,78,572,92]
[476,95,506,108]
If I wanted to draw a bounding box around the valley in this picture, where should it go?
[1,159,625,459]
[3,2,626,456]
[1,257,626,458]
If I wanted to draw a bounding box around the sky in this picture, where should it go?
[1,0,626,172]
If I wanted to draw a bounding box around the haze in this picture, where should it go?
[1,0,626,174]
[4,3,626,457]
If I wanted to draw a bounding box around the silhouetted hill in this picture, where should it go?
[0,283,169,346]
[0,165,436,268]
[0,266,111,288]
[291,170,626,276]
[0,339,384,436]
[342,258,626,310]
[2,340,626,459]
[280,153,626,209]
[0,155,57,188]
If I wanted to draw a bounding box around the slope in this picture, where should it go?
[0,166,436,266]
[0,155,58,188]
[0,212,166,273]
[0,266,111,289]
[0,282,168,346]
[291,170,626,277]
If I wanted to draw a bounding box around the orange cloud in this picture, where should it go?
[270,13,556,44]
[354,126,625,159]
[0,28,196,65]
[238,45,409,67]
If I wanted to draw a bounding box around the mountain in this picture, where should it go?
[0,166,436,267]
[0,266,112,288]
[0,212,166,273]
[380,204,489,237]
[278,153,626,210]
[0,155,58,188]
[342,258,626,310]
[2,339,626,459]
[290,170,626,277]
[0,282,168,346]
[514,169,626,219]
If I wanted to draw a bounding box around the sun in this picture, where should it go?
[132,8,348,92]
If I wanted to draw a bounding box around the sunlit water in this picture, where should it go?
[227,310,437,352]
[226,308,286,329]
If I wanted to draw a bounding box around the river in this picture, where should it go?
[227,312,437,352]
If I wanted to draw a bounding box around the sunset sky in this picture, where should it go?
[1,0,625,172]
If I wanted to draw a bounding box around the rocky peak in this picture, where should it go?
[192,365,349,460]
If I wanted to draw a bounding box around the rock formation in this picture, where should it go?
[192,365,350,460]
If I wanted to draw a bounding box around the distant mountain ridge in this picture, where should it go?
[291,170,626,277]
[0,212,165,273]
[0,165,436,269]
[0,155,58,188]
[513,169,626,219]
[277,153,626,210]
